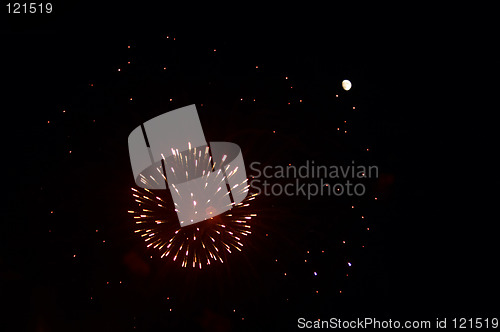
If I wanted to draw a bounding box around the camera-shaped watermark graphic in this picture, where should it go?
[249,161,378,200]
[128,105,249,228]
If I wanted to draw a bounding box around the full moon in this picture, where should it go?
[342,80,352,91]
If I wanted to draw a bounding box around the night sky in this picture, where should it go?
[2,4,498,331]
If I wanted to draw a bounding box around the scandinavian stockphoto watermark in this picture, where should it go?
[249,160,378,199]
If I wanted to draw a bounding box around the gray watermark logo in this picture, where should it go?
[128,104,249,227]
[249,161,378,199]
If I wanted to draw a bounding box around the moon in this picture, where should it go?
[342,80,352,91]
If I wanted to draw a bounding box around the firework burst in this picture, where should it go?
[128,143,257,269]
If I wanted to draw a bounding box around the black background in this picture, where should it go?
[1,2,497,331]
